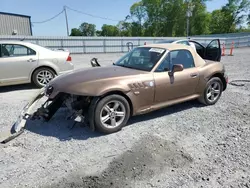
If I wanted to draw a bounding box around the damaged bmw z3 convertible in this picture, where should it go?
[2,41,228,143]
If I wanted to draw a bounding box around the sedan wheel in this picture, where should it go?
[199,77,223,105]
[94,95,130,133]
[32,68,56,88]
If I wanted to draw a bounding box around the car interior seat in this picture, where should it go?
[1,46,10,57]
[174,50,194,68]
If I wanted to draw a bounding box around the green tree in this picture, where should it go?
[129,1,146,35]
[189,0,211,35]
[221,0,250,33]
[130,22,142,36]
[141,0,163,36]
[117,21,132,36]
[141,0,212,37]
[79,22,96,36]
[70,0,250,37]
[96,30,102,36]
[101,24,119,36]
[70,28,82,36]
[210,9,227,34]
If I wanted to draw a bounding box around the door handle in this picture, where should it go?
[27,58,36,62]
[190,73,198,78]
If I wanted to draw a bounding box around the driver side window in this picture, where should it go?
[171,50,195,69]
[156,49,195,72]
[155,53,171,72]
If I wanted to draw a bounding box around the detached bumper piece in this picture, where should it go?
[0,88,64,144]
[0,128,25,144]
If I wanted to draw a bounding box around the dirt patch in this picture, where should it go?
[45,134,193,188]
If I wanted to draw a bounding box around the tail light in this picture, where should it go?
[66,54,72,62]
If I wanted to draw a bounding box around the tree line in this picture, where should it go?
[70,0,250,37]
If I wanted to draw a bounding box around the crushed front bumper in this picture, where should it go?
[0,87,88,144]
[0,88,48,143]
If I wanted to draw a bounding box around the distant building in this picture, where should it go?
[0,12,32,36]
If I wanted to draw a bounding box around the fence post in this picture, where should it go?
[82,40,86,54]
[121,38,123,53]
[103,38,106,53]
[237,37,240,48]
[61,39,63,49]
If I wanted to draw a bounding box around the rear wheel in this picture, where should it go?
[198,77,223,105]
[94,95,130,134]
[32,67,56,88]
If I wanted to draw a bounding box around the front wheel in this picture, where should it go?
[94,95,130,134]
[198,77,223,105]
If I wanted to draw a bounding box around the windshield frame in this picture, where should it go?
[113,46,167,72]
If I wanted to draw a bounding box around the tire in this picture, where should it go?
[198,77,223,105]
[32,67,56,88]
[94,94,130,134]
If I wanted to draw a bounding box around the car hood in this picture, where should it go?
[48,65,147,93]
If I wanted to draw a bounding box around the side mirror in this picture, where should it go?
[168,64,183,76]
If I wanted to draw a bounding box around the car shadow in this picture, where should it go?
[23,100,205,142]
[128,100,204,125]
[0,84,36,93]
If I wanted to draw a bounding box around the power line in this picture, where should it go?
[32,9,64,24]
[65,6,120,22]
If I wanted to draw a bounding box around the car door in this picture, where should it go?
[189,40,205,58]
[204,39,221,62]
[0,43,38,85]
[153,49,200,103]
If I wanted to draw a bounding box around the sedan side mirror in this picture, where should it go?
[168,64,183,76]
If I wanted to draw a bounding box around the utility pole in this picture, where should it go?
[186,1,194,37]
[186,13,190,37]
[64,6,69,36]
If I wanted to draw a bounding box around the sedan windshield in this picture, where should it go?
[114,47,166,71]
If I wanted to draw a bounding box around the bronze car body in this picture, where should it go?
[47,43,227,115]
[2,41,228,142]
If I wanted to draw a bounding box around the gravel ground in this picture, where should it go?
[0,48,250,188]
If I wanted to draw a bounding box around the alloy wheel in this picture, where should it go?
[206,81,221,103]
[100,100,126,129]
[36,70,54,86]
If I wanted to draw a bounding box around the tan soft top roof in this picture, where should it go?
[140,43,193,51]
[139,43,206,67]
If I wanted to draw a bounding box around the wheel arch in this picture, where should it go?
[99,90,134,116]
[208,73,227,91]
[30,66,57,83]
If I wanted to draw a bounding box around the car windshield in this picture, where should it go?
[114,47,166,71]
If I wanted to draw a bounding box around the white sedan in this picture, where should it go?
[0,41,74,88]
[156,39,196,49]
